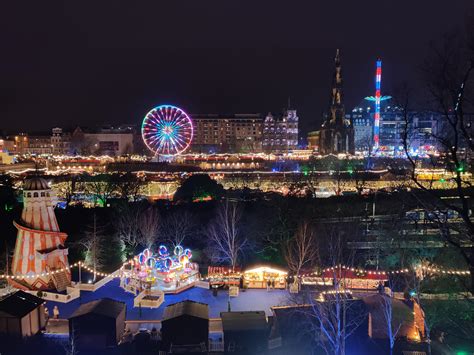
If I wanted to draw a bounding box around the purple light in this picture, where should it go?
[141,105,194,156]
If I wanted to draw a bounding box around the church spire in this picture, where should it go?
[329,48,345,125]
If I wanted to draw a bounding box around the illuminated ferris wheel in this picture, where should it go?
[141,105,193,156]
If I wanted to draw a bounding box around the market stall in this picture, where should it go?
[243,266,287,289]
[207,266,241,287]
[301,268,388,290]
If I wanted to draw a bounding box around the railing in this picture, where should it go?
[134,289,165,308]
[196,280,210,289]
[0,286,14,298]
[419,292,473,300]
[208,340,224,352]
[73,268,120,292]
[25,286,80,303]
[268,337,282,349]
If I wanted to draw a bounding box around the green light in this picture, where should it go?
[457,351,469,355]
[439,178,446,183]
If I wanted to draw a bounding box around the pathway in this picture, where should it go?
[44,279,292,321]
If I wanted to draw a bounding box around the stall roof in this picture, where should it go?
[0,290,44,318]
[69,298,125,319]
[163,300,209,321]
[221,311,267,332]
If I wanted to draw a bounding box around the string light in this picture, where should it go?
[2,260,470,281]
[298,264,470,278]
[1,260,132,280]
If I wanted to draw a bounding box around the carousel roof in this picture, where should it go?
[23,176,50,191]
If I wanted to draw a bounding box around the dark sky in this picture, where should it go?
[1,1,472,135]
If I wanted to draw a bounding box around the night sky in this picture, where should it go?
[1,1,472,135]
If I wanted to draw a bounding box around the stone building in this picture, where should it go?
[262,109,299,153]
[191,114,263,154]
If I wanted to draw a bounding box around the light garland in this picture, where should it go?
[2,261,470,281]
[299,264,471,278]
[1,260,132,280]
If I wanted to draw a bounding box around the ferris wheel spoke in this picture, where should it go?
[142,105,193,156]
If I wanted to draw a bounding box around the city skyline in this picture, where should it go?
[1,1,472,136]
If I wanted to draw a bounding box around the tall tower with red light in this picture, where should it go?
[373,59,382,151]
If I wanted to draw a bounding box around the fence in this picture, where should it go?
[73,268,121,292]
[134,289,165,308]
[25,286,80,303]
[208,339,224,352]
[196,280,210,289]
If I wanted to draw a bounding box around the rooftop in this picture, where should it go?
[163,300,209,321]
[0,290,44,318]
[221,311,267,332]
[69,297,125,319]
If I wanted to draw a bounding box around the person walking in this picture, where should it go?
[53,305,59,319]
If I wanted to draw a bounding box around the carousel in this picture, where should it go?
[120,245,199,294]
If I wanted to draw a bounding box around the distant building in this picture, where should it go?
[71,126,134,156]
[1,128,70,156]
[307,130,320,151]
[2,134,29,155]
[69,298,126,351]
[161,300,209,352]
[352,113,372,152]
[318,50,355,155]
[262,109,299,153]
[51,127,71,155]
[27,134,53,155]
[191,114,263,154]
[351,98,441,155]
[0,290,46,337]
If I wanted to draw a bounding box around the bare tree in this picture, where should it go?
[206,201,248,271]
[304,230,366,355]
[115,172,145,201]
[79,213,106,282]
[399,26,474,292]
[287,172,320,198]
[285,221,318,286]
[0,241,13,291]
[115,203,141,257]
[86,174,117,207]
[138,206,160,249]
[55,176,79,207]
[379,289,402,355]
[160,210,195,247]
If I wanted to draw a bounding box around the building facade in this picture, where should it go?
[191,114,263,154]
[71,126,134,156]
[351,98,441,155]
[51,127,71,155]
[262,109,299,153]
[319,50,355,155]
